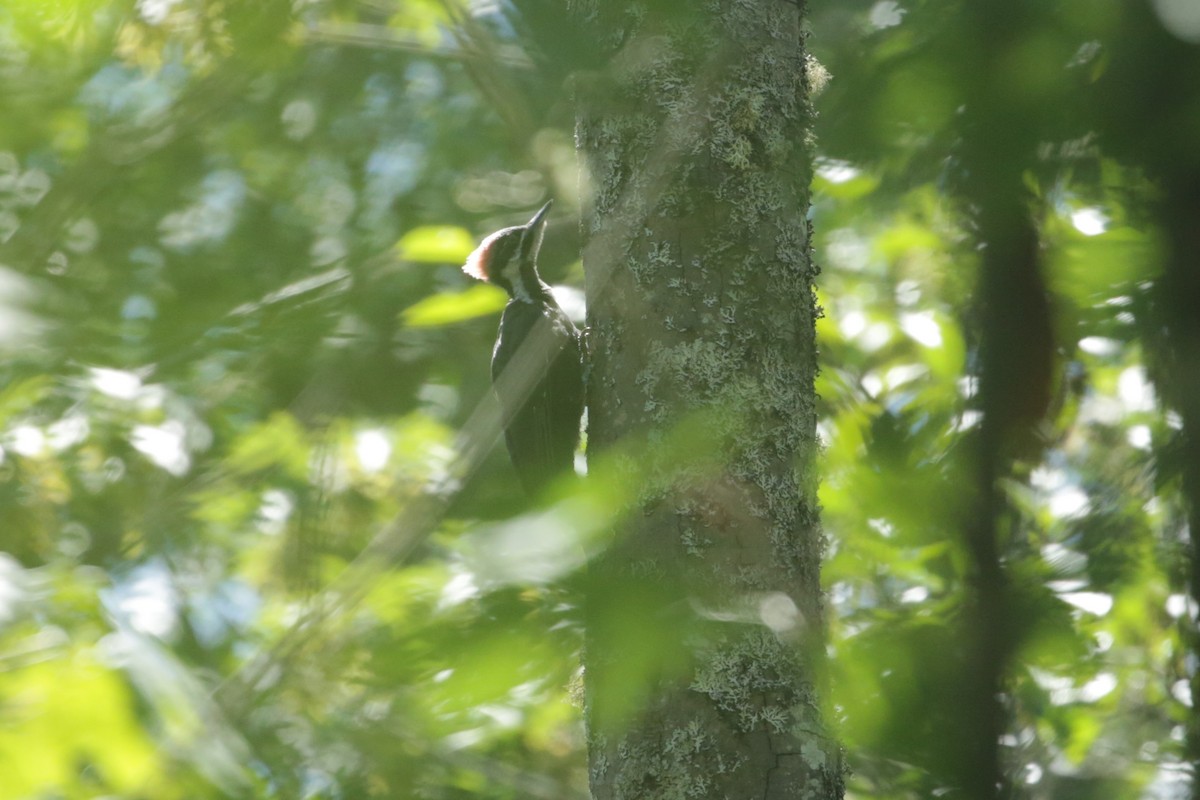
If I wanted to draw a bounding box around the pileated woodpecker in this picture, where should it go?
[463,200,584,495]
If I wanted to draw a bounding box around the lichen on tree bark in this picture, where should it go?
[572,2,842,798]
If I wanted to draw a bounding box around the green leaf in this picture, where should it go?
[396,226,476,264]
[226,412,311,481]
[401,284,507,327]
[0,655,158,797]
[814,170,880,201]
[0,376,51,425]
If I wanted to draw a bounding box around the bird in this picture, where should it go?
[462,200,584,495]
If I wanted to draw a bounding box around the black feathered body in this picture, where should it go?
[462,200,584,494]
[491,289,583,495]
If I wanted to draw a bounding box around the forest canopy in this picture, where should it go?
[2,1,1200,799]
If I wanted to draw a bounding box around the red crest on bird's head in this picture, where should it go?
[462,200,553,285]
[462,228,505,281]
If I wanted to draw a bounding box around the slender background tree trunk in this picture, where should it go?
[1093,10,1200,789]
[570,2,841,798]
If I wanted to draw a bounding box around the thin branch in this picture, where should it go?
[304,21,532,68]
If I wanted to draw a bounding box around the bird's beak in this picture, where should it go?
[528,199,553,229]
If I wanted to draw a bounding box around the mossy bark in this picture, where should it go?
[572,2,841,798]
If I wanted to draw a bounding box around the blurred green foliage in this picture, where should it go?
[1,1,1199,799]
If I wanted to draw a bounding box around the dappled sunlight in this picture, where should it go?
[2,0,1200,798]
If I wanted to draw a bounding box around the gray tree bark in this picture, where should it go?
[571,2,841,798]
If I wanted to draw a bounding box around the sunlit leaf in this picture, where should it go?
[0,375,52,425]
[225,412,311,482]
[814,170,880,201]
[0,655,158,797]
[396,225,476,264]
[401,283,507,327]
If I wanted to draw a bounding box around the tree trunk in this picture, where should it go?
[572,2,840,798]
